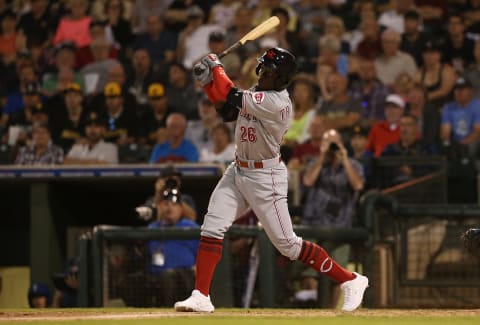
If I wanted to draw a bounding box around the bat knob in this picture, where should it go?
[193,65,205,76]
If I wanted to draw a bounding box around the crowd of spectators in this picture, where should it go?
[2,0,480,196]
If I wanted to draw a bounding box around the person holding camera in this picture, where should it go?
[136,166,197,222]
[299,129,365,308]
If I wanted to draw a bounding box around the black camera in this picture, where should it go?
[165,177,179,190]
[329,142,340,151]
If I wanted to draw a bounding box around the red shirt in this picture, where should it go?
[367,121,401,157]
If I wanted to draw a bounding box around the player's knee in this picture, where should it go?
[275,238,302,260]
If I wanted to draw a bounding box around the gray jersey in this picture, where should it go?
[234,89,292,161]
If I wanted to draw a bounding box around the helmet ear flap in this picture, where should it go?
[255,63,262,76]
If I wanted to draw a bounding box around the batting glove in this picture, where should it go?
[192,62,212,86]
[201,53,223,70]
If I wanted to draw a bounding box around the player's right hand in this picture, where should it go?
[201,53,223,70]
[192,62,212,86]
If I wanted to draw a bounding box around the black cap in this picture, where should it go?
[55,41,76,54]
[209,31,226,42]
[454,76,473,90]
[404,10,420,20]
[23,82,41,95]
[351,125,369,137]
[423,40,441,52]
[85,111,106,127]
[160,165,182,178]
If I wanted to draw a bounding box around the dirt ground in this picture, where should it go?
[1,309,480,322]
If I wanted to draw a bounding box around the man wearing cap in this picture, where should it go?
[366,94,405,157]
[138,83,174,145]
[101,82,138,145]
[14,122,64,165]
[441,76,480,150]
[64,111,118,164]
[8,82,48,130]
[50,83,89,152]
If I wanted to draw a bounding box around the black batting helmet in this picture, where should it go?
[255,47,297,90]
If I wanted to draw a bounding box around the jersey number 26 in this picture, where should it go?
[240,126,257,143]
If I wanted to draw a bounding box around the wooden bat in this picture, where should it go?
[194,16,280,75]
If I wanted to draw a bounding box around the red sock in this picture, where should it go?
[298,240,355,283]
[195,236,223,296]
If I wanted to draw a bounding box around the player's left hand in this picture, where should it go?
[201,53,223,70]
[192,62,212,86]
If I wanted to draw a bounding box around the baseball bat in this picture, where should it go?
[194,16,280,75]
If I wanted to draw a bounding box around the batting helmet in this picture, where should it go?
[255,47,297,90]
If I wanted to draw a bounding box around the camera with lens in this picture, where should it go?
[165,176,179,190]
[328,142,340,152]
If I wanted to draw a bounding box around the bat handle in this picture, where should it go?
[219,41,242,59]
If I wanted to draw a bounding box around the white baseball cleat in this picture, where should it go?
[174,289,215,313]
[340,272,369,312]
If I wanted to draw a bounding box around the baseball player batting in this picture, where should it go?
[174,48,369,312]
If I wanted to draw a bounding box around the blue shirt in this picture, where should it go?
[133,31,177,63]
[149,139,199,163]
[147,218,199,274]
[441,99,480,142]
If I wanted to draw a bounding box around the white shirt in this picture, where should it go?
[200,143,236,163]
[67,140,118,164]
[183,25,224,69]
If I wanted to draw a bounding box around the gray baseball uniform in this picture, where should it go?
[201,88,303,260]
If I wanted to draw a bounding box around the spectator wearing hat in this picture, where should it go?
[28,283,52,308]
[14,121,64,165]
[377,0,414,34]
[133,14,177,65]
[80,37,121,94]
[52,257,80,307]
[415,40,456,109]
[185,94,223,154]
[149,113,198,163]
[208,31,241,78]
[348,56,390,128]
[444,14,475,72]
[366,94,406,157]
[138,83,174,146]
[16,0,57,47]
[100,81,137,145]
[50,83,89,152]
[375,29,417,86]
[64,111,118,164]
[177,5,225,69]
[400,10,429,66]
[8,82,48,134]
[53,0,92,48]
[440,76,480,151]
[348,125,371,161]
[0,11,18,63]
[166,62,198,120]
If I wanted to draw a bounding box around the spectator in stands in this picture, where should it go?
[375,29,417,86]
[348,125,371,160]
[28,283,52,308]
[415,1,446,37]
[100,82,137,145]
[208,0,241,29]
[185,95,222,154]
[165,62,198,120]
[270,7,304,58]
[301,128,364,308]
[287,113,327,171]
[53,0,92,48]
[144,189,199,307]
[134,14,176,66]
[149,113,198,164]
[444,14,475,72]
[407,83,440,146]
[103,0,134,52]
[440,76,480,155]
[316,34,349,83]
[465,41,480,99]
[317,73,362,138]
[415,40,456,109]
[138,82,173,146]
[199,123,235,164]
[354,17,382,59]
[176,5,224,70]
[8,82,48,132]
[126,48,158,105]
[0,11,17,63]
[225,6,259,62]
[80,37,120,95]
[400,10,428,66]
[17,0,57,47]
[208,31,241,79]
[252,0,298,33]
[349,56,389,128]
[367,94,405,157]
[382,114,436,184]
[0,48,34,96]
[284,78,317,147]
[50,83,89,152]
[377,0,414,33]
[131,0,169,34]
[14,122,64,165]
[64,112,118,165]
[136,166,197,222]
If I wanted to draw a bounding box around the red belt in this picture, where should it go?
[235,157,281,169]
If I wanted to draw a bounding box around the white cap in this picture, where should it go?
[385,94,405,108]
